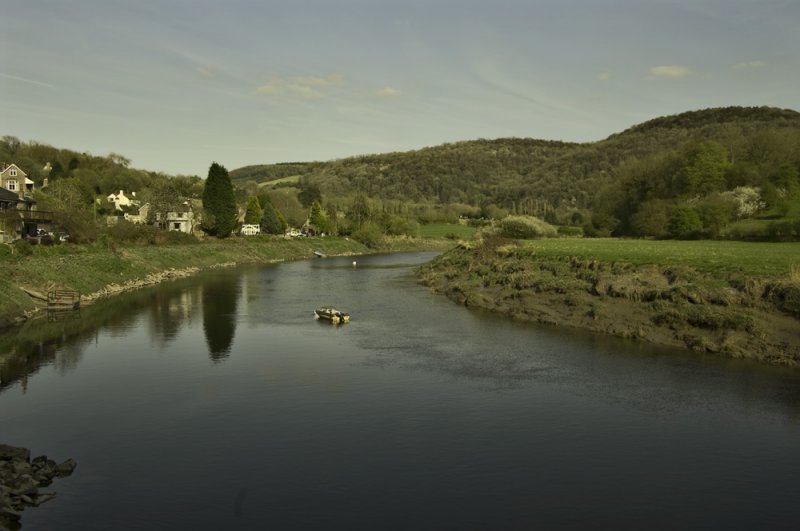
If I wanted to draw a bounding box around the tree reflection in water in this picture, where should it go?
[0,276,204,393]
[202,274,240,363]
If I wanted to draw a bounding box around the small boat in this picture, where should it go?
[315,307,350,324]
[313,250,326,258]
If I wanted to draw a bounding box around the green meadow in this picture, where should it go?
[520,238,799,278]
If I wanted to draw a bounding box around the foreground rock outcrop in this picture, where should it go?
[0,444,76,531]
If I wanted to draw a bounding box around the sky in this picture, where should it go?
[1,0,799,177]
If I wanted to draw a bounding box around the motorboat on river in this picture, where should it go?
[315,307,350,324]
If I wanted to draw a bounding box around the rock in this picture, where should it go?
[55,458,77,477]
[0,446,29,463]
[9,476,37,496]
[0,504,22,517]
[0,444,76,521]
[33,493,56,506]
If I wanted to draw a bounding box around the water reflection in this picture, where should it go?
[0,276,208,393]
[146,285,202,347]
[202,273,240,363]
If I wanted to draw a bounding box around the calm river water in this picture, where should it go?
[2,252,800,530]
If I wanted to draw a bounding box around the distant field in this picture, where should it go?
[522,238,800,277]
[258,175,300,187]
[418,223,477,239]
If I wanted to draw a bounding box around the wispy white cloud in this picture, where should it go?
[649,65,690,78]
[255,74,344,99]
[196,66,215,77]
[374,87,402,98]
[0,73,56,89]
[732,60,767,70]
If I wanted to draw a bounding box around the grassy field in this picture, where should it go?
[418,223,477,239]
[521,238,800,278]
[258,175,301,187]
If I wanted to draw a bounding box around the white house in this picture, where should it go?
[240,224,261,236]
[106,190,138,211]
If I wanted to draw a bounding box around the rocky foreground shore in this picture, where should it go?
[0,444,76,531]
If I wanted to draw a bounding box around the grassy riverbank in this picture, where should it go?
[418,238,800,366]
[0,236,451,328]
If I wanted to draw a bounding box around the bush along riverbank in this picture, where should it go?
[0,236,452,329]
[417,238,800,367]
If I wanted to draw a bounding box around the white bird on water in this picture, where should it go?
[352,261,357,267]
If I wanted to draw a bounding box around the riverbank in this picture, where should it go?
[0,236,451,329]
[417,239,800,367]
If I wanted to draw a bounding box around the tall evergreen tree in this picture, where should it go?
[244,196,263,224]
[202,162,237,238]
[309,200,329,232]
[260,199,283,234]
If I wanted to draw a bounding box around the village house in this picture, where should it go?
[0,163,35,198]
[125,201,200,234]
[106,190,138,211]
[0,163,50,241]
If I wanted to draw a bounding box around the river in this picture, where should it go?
[1,252,799,530]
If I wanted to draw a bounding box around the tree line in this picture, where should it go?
[4,106,800,244]
[229,106,800,240]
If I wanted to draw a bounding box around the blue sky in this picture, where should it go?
[1,0,798,176]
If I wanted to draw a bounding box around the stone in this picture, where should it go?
[0,446,29,463]
[0,444,75,522]
[9,476,37,496]
[55,458,77,477]
[33,493,56,506]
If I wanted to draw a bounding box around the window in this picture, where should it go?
[9,168,17,177]
[173,222,181,230]
[7,179,17,191]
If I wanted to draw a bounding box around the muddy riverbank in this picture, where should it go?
[417,242,800,366]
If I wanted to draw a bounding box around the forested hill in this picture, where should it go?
[231,106,800,226]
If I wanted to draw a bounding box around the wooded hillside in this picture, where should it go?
[4,105,799,241]
[231,106,800,238]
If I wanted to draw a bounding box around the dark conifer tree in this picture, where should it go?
[202,162,237,238]
[260,198,284,234]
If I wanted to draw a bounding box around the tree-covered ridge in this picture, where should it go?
[615,106,800,136]
[231,106,800,238]
[3,105,799,243]
[230,162,318,183]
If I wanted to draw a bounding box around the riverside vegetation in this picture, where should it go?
[418,235,800,366]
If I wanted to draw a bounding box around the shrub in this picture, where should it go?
[154,230,199,245]
[766,220,800,242]
[498,215,557,239]
[107,220,157,244]
[668,205,702,239]
[351,221,384,248]
[384,215,419,236]
[557,225,583,237]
